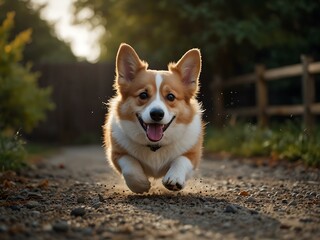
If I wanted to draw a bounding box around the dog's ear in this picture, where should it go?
[169,49,201,97]
[116,43,147,85]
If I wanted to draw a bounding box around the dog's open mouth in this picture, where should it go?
[136,114,175,142]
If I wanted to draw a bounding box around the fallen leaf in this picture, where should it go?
[3,179,15,188]
[239,191,250,196]
[9,224,26,234]
[38,179,49,188]
[58,163,65,169]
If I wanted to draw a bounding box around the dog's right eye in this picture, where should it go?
[139,92,148,100]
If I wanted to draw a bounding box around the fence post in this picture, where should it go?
[211,75,224,127]
[255,64,268,127]
[301,55,315,130]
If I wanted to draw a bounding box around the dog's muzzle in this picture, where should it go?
[136,113,175,142]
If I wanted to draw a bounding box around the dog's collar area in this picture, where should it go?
[147,144,162,152]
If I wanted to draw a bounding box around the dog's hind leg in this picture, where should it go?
[118,155,151,193]
[162,156,193,191]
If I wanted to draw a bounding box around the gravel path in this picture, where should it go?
[0,145,319,239]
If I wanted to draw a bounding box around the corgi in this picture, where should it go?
[103,43,203,193]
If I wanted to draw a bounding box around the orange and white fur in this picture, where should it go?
[104,43,203,193]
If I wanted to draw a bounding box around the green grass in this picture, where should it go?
[0,133,60,171]
[205,123,320,167]
[0,133,27,171]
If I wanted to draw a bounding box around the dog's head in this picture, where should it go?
[114,43,201,145]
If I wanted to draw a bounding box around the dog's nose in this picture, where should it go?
[150,108,164,122]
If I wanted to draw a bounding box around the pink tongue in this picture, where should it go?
[146,124,164,142]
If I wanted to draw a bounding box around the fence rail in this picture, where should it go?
[213,56,320,128]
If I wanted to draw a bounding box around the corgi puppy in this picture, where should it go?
[103,43,203,193]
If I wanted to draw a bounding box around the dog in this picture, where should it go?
[103,43,203,193]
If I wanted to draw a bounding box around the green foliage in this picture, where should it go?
[73,0,320,75]
[0,12,54,132]
[0,133,26,171]
[0,12,54,170]
[205,123,320,167]
[0,0,76,63]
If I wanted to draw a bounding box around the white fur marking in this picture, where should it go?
[140,73,172,124]
[162,156,193,190]
[155,73,163,101]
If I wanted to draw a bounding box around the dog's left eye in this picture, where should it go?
[139,92,149,100]
[166,93,175,102]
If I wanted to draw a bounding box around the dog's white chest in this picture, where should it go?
[111,113,202,178]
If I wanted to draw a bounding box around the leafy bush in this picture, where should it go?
[205,123,320,167]
[0,12,54,132]
[0,12,54,170]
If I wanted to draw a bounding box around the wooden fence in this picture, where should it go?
[30,58,320,142]
[31,62,115,142]
[212,56,320,129]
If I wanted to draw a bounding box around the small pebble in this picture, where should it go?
[288,200,297,206]
[299,218,313,223]
[52,221,69,232]
[27,191,43,199]
[225,205,237,214]
[10,205,21,211]
[42,224,52,231]
[26,200,41,209]
[98,194,105,202]
[246,197,256,203]
[82,227,93,235]
[0,224,8,232]
[71,207,86,217]
[31,211,41,217]
[180,225,193,233]
[92,202,101,209]
[77,196,85,204]
[222,222,232,228]
[91,196,102,208]
[31,221,39,227]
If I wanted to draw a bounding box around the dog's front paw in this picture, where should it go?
[123,172,151,194]
[162,173,185,191]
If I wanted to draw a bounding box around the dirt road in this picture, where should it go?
[0,145,319,239]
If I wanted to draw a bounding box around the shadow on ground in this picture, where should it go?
[118,193,280,239]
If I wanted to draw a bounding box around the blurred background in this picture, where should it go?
[1,0,319,169]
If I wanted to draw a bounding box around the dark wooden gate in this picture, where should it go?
[31,62,115,143]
